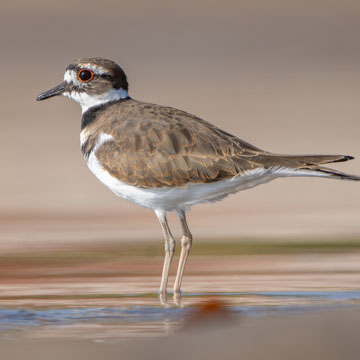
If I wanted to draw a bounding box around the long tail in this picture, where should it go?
[265,154,360,181]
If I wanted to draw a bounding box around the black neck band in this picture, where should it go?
[81,97,130,130]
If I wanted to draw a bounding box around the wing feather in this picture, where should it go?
[92,100,261,187]
[90,100,357,188]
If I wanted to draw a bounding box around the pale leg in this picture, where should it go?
[173,210,193,294]
[155,210,176,297]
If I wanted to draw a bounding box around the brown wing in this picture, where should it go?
[93,100,263,188]
[92,100,357,187]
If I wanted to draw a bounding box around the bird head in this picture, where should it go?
[36,57,129,113]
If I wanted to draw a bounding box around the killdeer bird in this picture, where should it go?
[37,57,359,296]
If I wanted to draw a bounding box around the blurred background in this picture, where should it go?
[1,0,360,249]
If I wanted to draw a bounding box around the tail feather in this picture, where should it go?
[268,153,360,181]
[311,166,360,181]
[276,154,354,166]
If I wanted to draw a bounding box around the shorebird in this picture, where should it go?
[37,57,359,296]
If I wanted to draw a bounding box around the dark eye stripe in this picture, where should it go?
[100,74,113,81]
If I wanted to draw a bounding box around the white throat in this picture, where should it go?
[64,88,129,113]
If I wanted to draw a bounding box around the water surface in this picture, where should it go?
[1,290,360,341]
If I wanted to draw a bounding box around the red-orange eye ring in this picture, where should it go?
[78,69,94,82]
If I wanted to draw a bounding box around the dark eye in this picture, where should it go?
[78,69,94,82]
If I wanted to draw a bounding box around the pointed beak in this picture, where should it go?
[36,83,65,101]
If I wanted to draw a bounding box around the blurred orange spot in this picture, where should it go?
[182,299,234,330]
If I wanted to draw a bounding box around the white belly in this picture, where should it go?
[86,150,277,212]
[83,133,323,212]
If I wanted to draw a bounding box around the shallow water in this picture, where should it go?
[1,251,360,341]
[1,290,360,341]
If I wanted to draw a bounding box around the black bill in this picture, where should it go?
[36,83,65,101]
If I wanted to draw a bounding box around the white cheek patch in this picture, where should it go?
[63,88,130,113]
[62,90,83,103]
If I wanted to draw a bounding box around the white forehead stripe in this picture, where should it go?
[63,70,75,83]
[79,64,107,74]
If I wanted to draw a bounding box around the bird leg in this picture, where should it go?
[156,210,175,296]
[173,211,193,295]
